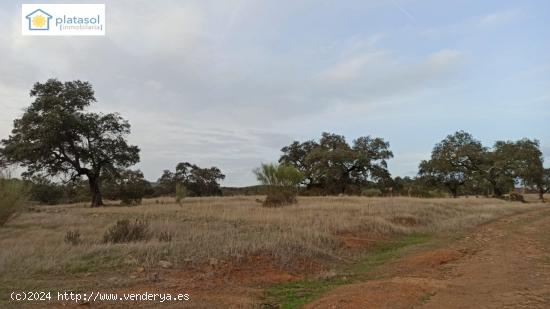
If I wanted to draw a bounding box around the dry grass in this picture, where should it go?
[0,196,540,278]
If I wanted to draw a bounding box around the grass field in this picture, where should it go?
[0,196,541,307]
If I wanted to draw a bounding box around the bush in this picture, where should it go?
[0,177,27,227]
[506,192,525,203]
[64,230,81,245]
[29,178,64,205]
[175,183,187,205]
[263,187,297,207]
[362,188,382,197]
[254,163,302,207]
[120,191,143,206]
[103,219,150,243]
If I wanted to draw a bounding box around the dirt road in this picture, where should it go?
[306,207,550,309]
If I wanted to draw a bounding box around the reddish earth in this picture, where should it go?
[307,208,550,309]
[47,207,550,308]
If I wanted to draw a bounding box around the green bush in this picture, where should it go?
[29,178,64,205]
[103,219,150,243]
[254,163,302,207]
[0,177,27,226]
[362,188,382,197]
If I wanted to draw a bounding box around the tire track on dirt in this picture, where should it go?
[306,207,550,309]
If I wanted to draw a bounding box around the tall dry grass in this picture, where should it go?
[0,196,539,278]
[0,178,27,226]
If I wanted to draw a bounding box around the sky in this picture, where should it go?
[0,0,549,186]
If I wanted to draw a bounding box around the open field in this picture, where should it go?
[0,196,544,308]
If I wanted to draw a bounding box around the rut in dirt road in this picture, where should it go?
[307,208,550,309]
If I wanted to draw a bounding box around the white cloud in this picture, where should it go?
[317,52,388,82]
[479,9,522,26]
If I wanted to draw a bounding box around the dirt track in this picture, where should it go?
[307,207,550,309]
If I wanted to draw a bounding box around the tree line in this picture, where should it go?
[0,79,548,207]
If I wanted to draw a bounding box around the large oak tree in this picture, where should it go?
[279,132,393,194]
[0,79,140,207]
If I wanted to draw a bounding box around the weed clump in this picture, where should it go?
[158,231,173,242]
[103,219,150,243]
[64,230,81,245]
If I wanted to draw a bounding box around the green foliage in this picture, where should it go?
[419,131,485,198]
[254,163,303,187]
[156,162,225,197]
[103,219,150,243]
[0,176,27,226]
[418,132,546,198]
[27,176,64,205]
[280,132,393,195]
[0,79,140,207]
[362,188,382,197]
[254,163,303,207]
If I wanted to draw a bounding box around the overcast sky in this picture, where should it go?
[1,0,549,186]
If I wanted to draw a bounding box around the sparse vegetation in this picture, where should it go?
[64,230,81,245]
[0,176,27,227]
[158,230,173,242]
[102,219,151,244]
[0,196,537,278]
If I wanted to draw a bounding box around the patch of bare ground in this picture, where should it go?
[307,207,550,309]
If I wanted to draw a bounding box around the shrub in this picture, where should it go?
[0,177,27,227]
[175,183,188,205]
[120,192,142,206]
[508,192,525,203]
[103,219,150,243]
[362,188,382,197]
[254,163,302,207]
[64,230,81,245]
[263,187,297,207]
[28,178,64,205]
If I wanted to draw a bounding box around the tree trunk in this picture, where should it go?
[88,175,103,207]
[449,187,458,198]
[539,187,545,202]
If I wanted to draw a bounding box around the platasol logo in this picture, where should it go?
[22,4,105,36]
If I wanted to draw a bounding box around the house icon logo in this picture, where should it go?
[25,9,52,31]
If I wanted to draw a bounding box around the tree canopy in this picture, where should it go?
[279,132,393,194]
[157,162,225,197]
[0,79,140,207]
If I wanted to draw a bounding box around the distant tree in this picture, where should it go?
[156,169,176,195]
[539,168,550,202]
[501,139,544,200]
[280,132,393,194]
[156,162,225,197]
[419,131,485,198]
[0,79,140,207]
[102,169,152,205]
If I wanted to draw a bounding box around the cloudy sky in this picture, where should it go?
[1,0,549,186]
